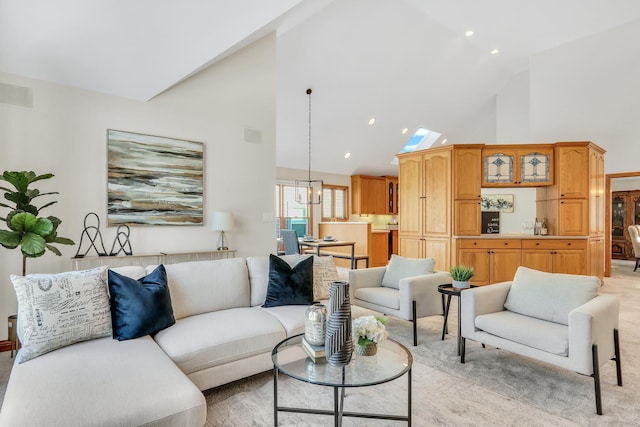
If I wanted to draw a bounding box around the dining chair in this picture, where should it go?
[280,229,301,255]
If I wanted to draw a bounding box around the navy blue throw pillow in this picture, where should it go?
[108,265,175,341]
[262,254,314,308]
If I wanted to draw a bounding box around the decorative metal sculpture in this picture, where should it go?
[325,281,353,367]
[109,225,132,256]
[74,213,107,257]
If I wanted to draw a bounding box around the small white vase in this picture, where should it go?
[453,280,470,289]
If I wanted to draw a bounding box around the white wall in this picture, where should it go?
[612,177,640,191]
[0,35,277,340]
[496,71,531,144]
[528,19,640,174]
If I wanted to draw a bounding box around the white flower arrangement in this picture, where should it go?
[352,315,388,347]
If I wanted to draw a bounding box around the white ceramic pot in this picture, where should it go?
[453,280,470,289]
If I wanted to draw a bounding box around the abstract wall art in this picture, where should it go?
[107,129,204,226]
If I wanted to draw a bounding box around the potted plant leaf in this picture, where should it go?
[450,265,474,289]
[0,171,75,275]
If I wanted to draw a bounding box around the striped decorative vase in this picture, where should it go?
[325,281,353,367]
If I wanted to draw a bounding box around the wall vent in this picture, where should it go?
[242,127,262,144]
[0,82,33,108]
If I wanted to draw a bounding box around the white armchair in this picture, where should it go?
[628,225,640,271]
[348,255,452,346]
[460,266,622,415]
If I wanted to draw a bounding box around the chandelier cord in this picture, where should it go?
[307,88,312,181]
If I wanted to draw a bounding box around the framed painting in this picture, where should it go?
[107,129,204,226]
[480,194,514,213]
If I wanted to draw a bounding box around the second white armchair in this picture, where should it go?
[348,255,452,346]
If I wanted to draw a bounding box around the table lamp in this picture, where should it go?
[211,211,234,250]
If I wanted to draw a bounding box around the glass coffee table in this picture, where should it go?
[272,333,412,426]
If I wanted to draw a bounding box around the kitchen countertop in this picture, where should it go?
[454,234,589,239]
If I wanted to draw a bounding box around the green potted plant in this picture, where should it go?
[0,171,75,275]
[450,265,474,289]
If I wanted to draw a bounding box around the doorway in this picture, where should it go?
[605,171,640,276]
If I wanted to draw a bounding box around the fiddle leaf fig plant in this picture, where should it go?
[0,171,75,275]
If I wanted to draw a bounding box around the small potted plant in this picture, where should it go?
[450,265,474,289]
[352,315,388,356]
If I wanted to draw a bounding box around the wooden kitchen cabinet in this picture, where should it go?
[539,142,604,238]
[457,239,522,285]
[521,239,587,275]
[351,175,386,215]
[453,147,482,235]
[423,149,451,237]
[385,176,399,215]
[482,145,553,187]
[369,231,390,267]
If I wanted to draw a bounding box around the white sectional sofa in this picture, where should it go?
[0,256,313,427]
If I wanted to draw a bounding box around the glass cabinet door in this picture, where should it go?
[635,195,640,225]
[612,196,625,236]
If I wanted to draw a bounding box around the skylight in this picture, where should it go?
[391,127,443,165]
[398,128,442,153]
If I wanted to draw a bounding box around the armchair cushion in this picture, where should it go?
[381,255,435,289]
[354,287,399,310]
[504,267,600,325]
[476,311,568,356]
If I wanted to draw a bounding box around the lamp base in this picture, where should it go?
[216,231,229,251]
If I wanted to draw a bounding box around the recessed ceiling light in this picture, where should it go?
[441,138,448,145]
[465,30,474,37]
[401,128,408,134]
[491,49,500,55]
[344,152,351,159]
[368,118,376,125]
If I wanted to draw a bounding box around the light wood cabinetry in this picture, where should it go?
[457,239,522,285]
[482,145,553,187]
[453,147,482,235]
[370,231,391,267]
[538,142,604,239]
[521,239,587,275]
[398,141,604,279]
[385,176,399,215]
[398,145,482,269]
[351,175,387,215]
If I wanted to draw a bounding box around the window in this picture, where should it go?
[275,183,310,238]
[322,185,349,222]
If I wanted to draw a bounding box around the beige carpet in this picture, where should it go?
[1,268,639,426]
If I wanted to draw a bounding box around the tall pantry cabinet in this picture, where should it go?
[397,145,482,271]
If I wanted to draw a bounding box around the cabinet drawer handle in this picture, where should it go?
[473,242,478,245]
[567,243,572,246]
[536,242,540,246]
[504,242,508,245]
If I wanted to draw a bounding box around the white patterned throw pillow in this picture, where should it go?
[11,266,113,363]
[312,255,339,300]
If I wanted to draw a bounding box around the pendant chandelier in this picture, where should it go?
[295,88,323,205]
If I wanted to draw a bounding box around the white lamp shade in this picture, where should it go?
[211,212,234,231]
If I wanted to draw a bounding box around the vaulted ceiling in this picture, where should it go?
[3,0,640,176]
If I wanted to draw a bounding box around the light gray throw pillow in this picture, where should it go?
[504,266,601,325]
[381,255,435,289]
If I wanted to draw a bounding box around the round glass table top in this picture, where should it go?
[272,333,412,388]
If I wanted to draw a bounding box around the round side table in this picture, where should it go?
[437,284,477,356]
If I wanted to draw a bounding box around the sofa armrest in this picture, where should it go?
[568,294,620,375]
[460,281,512,338]
[348,267,387,299]
[397,271,452,319]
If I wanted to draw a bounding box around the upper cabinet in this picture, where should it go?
[351,175,388,215]
[385,176,399,215]
[482,145,554,187]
